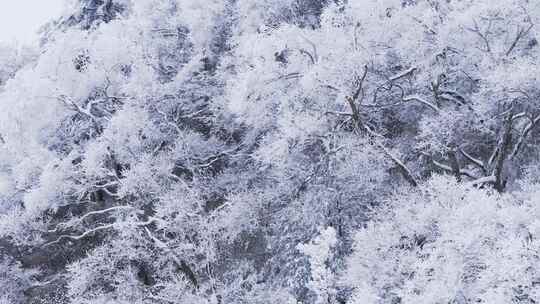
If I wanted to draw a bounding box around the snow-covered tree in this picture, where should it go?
[344,175,540,303]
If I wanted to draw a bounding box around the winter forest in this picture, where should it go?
[2,0,540,303]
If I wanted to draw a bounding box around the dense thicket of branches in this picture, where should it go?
[1,1,540,303]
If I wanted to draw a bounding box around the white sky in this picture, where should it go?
[0,0,65,45]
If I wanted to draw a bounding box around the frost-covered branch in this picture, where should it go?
[144,227,199,288]
[343,67,419,187]
[47,206,135,233]
[43,223,117,247]
[431,159,478,180]
[468,175,496,187]
[506,22,534,56]
[389,67,417,82]
[510,114,540,160]
[378,144,418,187]
[459,148,487,174]
[401,95,440,112]
[467,18,492,53]
[44,218,162,247]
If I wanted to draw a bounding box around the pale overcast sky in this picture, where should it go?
[0,1,65,45]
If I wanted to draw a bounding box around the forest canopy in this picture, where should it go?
[1,1,540,303]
